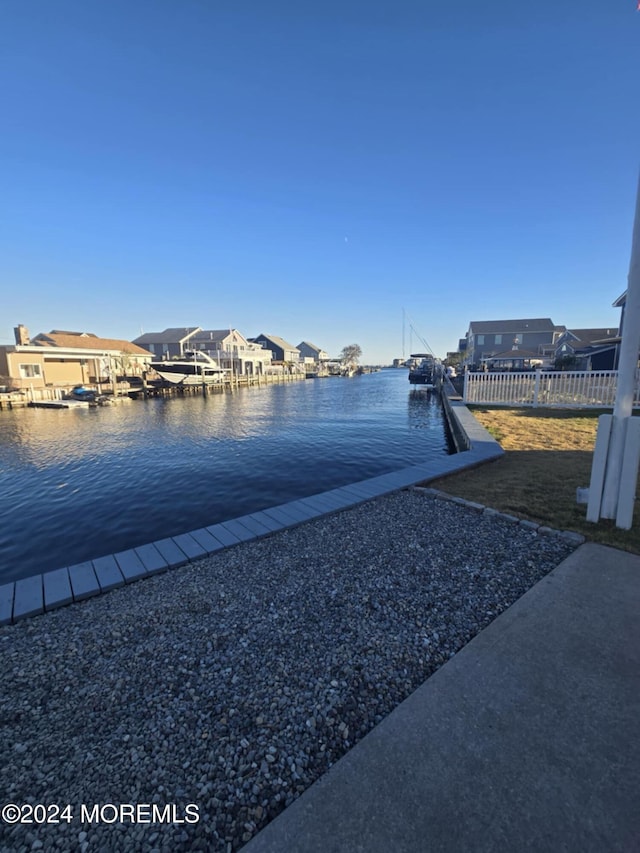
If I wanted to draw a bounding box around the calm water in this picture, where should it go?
[0,371,452,582]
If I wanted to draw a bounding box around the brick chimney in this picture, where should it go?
[14,325,30,345]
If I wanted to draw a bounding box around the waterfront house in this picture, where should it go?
[297,341,329,362]
[132,327,202,359]
[297,341,330,376]
[190,329,273,375]
[463,318,561,369]
[578,290,629,370]
[554,328,620,370]
[0,326,152,392]
[250,334,301,367]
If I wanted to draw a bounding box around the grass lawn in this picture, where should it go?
[428,406,640,554]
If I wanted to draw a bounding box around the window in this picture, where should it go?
[514,334,522,345]
[477,335,485,345]
[19,363,42,378]
[495,335,502,345]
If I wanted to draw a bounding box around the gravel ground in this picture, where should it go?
[0,490,577,853]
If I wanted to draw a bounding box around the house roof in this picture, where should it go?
[562,328,619,346]
[297,341,325,353]
[577,343,620,355]
[133,327,201,344]
[192,329,233,339]
[469,318,556,335]
[485,348,543,361]
[256,334,299,352]
[31,331,152,356]
[49,330,99,337]
[191,329,252,345]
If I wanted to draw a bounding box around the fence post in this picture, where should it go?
[533,370,541,407]
[463,368,469,402]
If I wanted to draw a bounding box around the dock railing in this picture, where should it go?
[463,369,640,409]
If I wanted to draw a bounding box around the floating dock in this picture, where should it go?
[28,399,92,409]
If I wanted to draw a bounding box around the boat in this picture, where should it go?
[65,384,97,402]
[402,311,439,386]
[150,351,227,386]
[408,353,435,385]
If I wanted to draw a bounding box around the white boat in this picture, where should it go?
[150,351,227,386]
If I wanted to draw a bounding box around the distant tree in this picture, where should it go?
[445,352,463,368]
[340,344,362,366]
[554,354,578,371]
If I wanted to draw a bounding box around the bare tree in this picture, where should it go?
[339,344,362,367]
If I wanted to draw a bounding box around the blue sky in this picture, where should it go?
[1,1,638,364]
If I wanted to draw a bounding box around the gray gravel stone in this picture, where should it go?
[0,490,576,852]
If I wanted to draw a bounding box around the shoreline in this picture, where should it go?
[0,391,500,622]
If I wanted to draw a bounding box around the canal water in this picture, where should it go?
[0,370,452,583]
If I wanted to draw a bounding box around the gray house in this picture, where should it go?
[190,329,272,375]
[463,318,562,368]
[297,341,329,362]
[132,327,201,360]
[555,328,620,370]
[251,334,300,364]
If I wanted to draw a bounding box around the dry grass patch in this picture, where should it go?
[470,407,600,451]
[430,407,640,554]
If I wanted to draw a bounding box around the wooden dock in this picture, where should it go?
[130,371,306,399]
[1,373,306,409]
[0,392,29,410]
[0,389,106,409]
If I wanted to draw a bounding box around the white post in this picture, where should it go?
[533,369,541,408]
[111,355,117,397]
[587,414,613,522]
[590,172,640,524]
[616,416,640,529]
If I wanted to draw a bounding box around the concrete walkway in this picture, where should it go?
[243,543,640,853]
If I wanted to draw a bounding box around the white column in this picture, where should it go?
[592,172,640,523]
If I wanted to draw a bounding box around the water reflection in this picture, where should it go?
[0,371,452,582]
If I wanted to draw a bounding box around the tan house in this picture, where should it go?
[0,325,152,392]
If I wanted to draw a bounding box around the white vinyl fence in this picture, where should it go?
[463,370,640,409]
